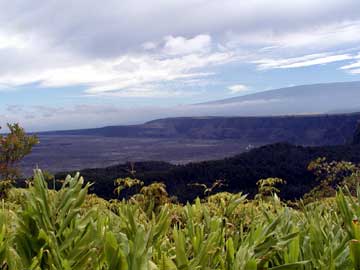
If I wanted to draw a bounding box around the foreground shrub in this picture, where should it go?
[2,170,360,269]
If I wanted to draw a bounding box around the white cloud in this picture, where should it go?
[226,20,360,50]
[142,41,157,50]
[83,51,233,95]
[346,68,360,74]
[255,53,353,70]
[0,38,234,96]
[163,35,212,55]
[340,61,360,70]
[0,32,27,50]
[228,84,249,94]
[5,0,360,56]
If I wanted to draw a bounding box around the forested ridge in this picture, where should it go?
[55,141,360,202]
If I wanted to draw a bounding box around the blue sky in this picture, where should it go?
[1,0,360,131]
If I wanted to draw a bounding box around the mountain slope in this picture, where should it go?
[197,81,360,115]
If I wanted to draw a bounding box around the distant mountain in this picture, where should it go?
[197,81,360,116]
[43,113,360,146]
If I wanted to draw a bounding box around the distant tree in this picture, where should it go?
[0,123,39,181]
[303,157,360,203]
[255,177,286,200]
[134,182,170,214]
[113,177,144,197]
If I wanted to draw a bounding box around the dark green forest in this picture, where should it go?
[55,131,360,202]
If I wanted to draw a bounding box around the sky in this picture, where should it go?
[1,0,360,131]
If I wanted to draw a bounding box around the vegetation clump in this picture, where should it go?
[255,177,286,200]
[0,123,38,197]
[0,169,359,269]
[303,157,360,203]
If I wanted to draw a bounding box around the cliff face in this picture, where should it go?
[353,122,360,145]
[44,113,360,146]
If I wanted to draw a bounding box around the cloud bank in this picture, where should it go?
[0,0,360,96]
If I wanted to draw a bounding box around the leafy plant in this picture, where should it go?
[255,177,286,200]
[304,157,360,203]
[0,123,38,181]
[2,166,360,269]
[114,177,144,197]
